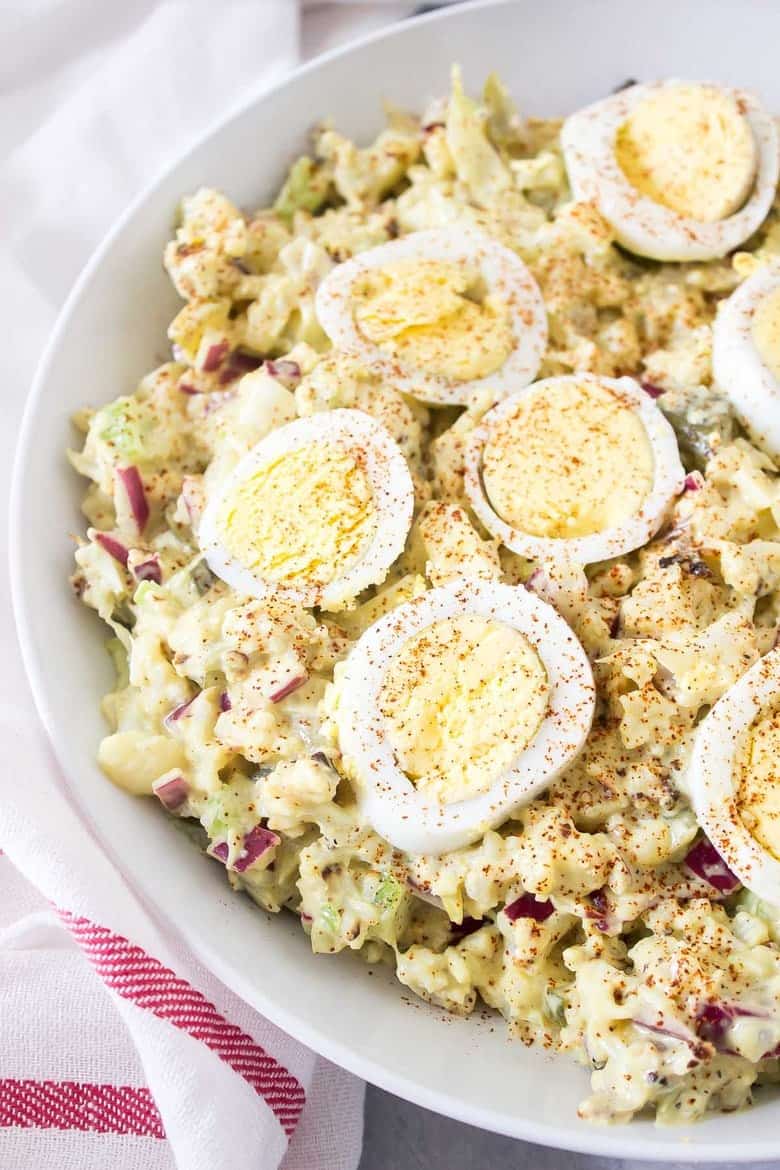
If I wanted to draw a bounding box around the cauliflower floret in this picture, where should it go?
[257,757,339,838]
[395,927,498,1015]
[164,188,249,301]
[98,731,188,795]
[514,805,616,899]
[415,500,500,586]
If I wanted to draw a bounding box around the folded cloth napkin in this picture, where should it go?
[0,2,424,1166]
[0,716,362,1170]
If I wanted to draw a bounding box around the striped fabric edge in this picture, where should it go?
[58,910,305,1136]
[0,1078,164,1138]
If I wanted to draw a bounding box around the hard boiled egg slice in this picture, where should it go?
[561,80,779,262]
[712,261,780,457]
[315,227,547,406]
[199,408,413,611]
[464,374,684,565]
[690,647,780,906]
[332,578,595,854]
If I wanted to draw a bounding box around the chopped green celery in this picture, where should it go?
[133,579,158,605]
[165,558,208,606]
[320,903,340,932]
[105,637,129,689]
[543,987,567,1025]
[201,779,258,845]
[482,72,522,152]
[373,873,402,910]
[204,813,229,843]
[201,791,229,841]
[446,65,511,205]
[739,889,779,924]
[274,157,330,222]
[96,397,147,461]
[661,804,699,853]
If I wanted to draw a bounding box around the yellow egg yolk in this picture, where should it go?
[615,84,757,223]
[217,441,377,586]
[353,259,514,382]
[482,380,654,539]
[738,708,780,860]
[378,613,548,804]
[752,286,780,381]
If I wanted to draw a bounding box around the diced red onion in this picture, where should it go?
[163,695,197,730]
[641,381,665,399]
[209,825,280,873]
[448,916,486,944]
[265,359,301,387]
[117,466,149,533]
[153,774,189,811]
[179,382,200,396]
[589,887,609,914]
[133,556,162,585]
[684,836,740,894]
[586,887,612,933]
[233,824,281,873]
[202,340,229,372]
[94,531,129,568]
[683,472,704,493]
[269,674,307,703]
[504,892,555,923]
[695,1001,767,1053]
[218,350,263,385]
[209,840,229,864]
[219,691,232,713]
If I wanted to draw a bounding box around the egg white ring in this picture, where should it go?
[712,260,780,458]
[464,374,685,566]
[199,408,414,610]
[689,646,780,907]
[314,226,547,406]
[560,80,780,262]
[335,578,595,855]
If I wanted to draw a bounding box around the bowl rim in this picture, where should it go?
[10,0,780,1158]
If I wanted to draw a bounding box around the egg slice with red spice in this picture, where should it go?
[464,374,684,566]
[199,408,413,611]
[329,578,595,854]
[690,647,780,907]
[561,80,779,262]
[315,226,547,405]
[713,261,780,457]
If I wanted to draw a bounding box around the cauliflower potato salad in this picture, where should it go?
[69,70,780,1125]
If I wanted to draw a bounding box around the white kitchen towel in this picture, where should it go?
[0,712,363,1170]
[0,2,408,1168]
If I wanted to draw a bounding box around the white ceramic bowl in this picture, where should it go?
[12,0,780,1158]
